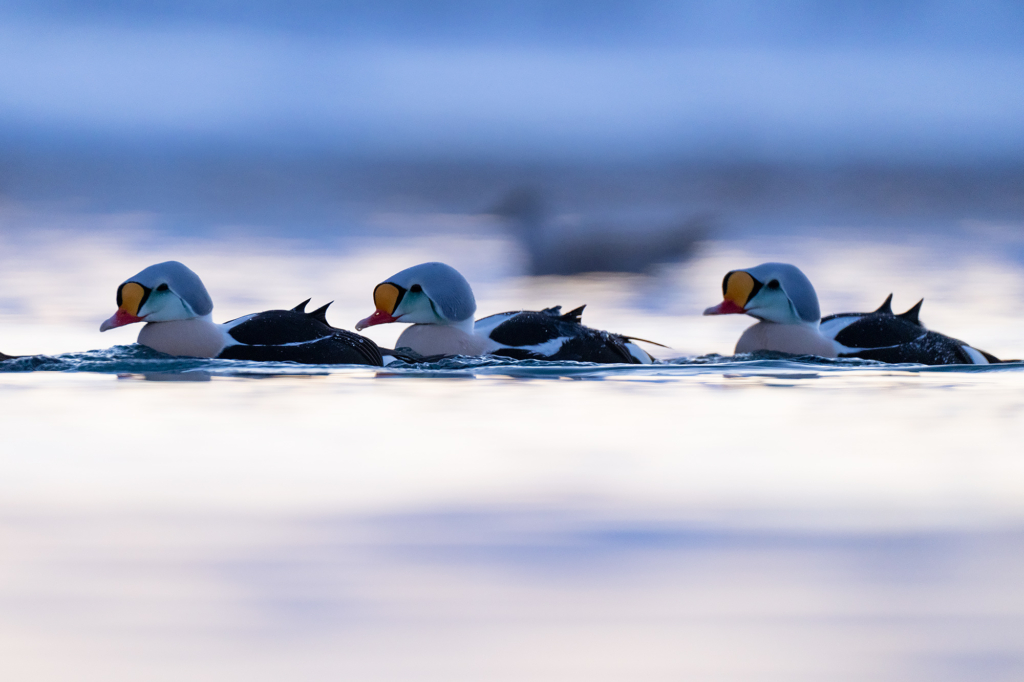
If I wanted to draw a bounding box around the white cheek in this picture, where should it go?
[748,290,799,324]
[396,296,442,325]
[141,293,193,322]
[139,299,161,319]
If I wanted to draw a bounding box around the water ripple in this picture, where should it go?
[2,344,1022,379]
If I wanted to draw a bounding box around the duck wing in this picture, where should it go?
[822,306,1000,365]
[224,309,336,345]
[484,308,648,364]
[220,309,383,365]
[845,331,999,365]
[821,312,926,350]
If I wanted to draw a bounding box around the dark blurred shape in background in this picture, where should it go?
[490,187,709,275]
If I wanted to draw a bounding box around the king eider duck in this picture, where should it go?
[100,261,383,365]
[354,261,656,363]
[703,262,1003,365]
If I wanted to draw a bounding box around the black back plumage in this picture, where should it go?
[836,333,1000,365]
[825,312,923,349]
[221,301,384,366]
[482,305,648,364]
[821,296,1002,365]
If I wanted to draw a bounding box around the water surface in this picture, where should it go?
[2,207,1023,681]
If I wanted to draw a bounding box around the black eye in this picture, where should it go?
[766,280,780,289]
[156,283,169,291]
[410,284,422,293]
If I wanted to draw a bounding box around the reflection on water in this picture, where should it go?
[2,361,1024,680]
[2,507,1023,682]
[2,205,1024,680]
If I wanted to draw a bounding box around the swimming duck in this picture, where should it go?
[355,261,655,363]
[703,262,1002,365]
[100,261,383,365]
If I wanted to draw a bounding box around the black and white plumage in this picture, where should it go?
[704,262,1003,365]
[219,300,384,365]
[475,305,653,363]
[100,261,383,366]
[355,261,656,363]
[821,295,1002,365]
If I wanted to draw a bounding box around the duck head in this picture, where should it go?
[356,262,477,331]
[703,262,820,325]
[100,261,214,331]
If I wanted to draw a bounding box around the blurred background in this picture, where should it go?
[1,0,1024,354]
[2,2,1024,680]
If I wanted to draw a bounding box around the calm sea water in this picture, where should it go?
[3,2,1023,675]
[2,202,1024,681]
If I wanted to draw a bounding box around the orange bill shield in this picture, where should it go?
[355,282,403,330]
[703,270,757,315]
[100,282,147,331]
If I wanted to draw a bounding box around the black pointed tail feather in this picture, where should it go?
[291,299,311,313]
[623,336,670,349]
[874,294,894,314]
[898,299,924,326]
[539,304,586,324]
[309,301,333,324]
[559,305,586,323]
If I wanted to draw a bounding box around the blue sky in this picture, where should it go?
[1,1,1022,162]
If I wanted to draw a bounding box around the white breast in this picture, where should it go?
[396,324,496,357]
[137,316,229,358]
[735,321,838,358]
